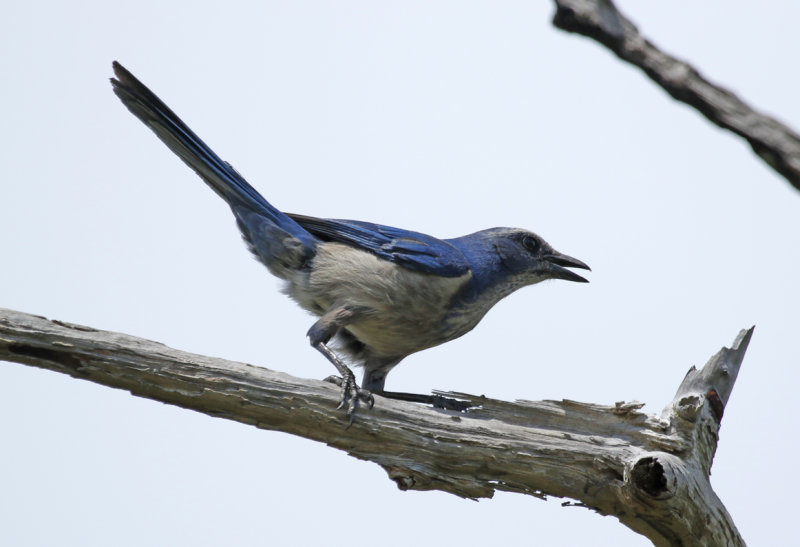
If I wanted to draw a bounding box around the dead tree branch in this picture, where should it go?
[552,0,800,191]
[0,307,749,545]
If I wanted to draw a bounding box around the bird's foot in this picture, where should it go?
[311,339,373,424]
[324,373,374,425]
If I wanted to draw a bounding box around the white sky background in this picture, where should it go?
[2,1,798,545]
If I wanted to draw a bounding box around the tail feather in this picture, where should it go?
[111,61,317,276]
[110,61,315,250]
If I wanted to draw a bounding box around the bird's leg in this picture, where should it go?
[307,306,373,423]
[316,342,374,410]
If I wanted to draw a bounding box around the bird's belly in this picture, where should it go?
[345,314,450,357]
[296,243,474,357]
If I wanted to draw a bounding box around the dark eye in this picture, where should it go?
[522,236,538,253]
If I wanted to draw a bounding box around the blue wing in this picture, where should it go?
[287,214,470,277]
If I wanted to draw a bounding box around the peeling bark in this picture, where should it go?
[0,308,748,545]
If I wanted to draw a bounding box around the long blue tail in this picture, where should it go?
[111,61,317,273]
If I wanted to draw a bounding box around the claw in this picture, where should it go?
[362,391,375,409]
[323,373,373,425]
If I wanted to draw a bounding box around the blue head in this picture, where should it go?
[448,227,590,304]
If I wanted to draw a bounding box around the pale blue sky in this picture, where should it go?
[2,1,798,545]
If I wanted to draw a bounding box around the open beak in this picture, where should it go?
[544,252,591,283]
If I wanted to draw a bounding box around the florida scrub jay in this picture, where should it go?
[110,62,590,419]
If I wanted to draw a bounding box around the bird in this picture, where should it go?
[110,61,590,421]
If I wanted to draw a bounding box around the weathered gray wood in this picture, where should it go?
[0,308,749,545]
[551,0,800,192]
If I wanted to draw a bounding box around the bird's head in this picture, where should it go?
[449,228,590,296]
[492,228,590,284]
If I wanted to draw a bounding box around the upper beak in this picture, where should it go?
[544,252,591,283]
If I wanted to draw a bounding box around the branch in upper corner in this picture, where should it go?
[551,0,800,191]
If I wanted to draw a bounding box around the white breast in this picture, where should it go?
[286,243,473,357]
